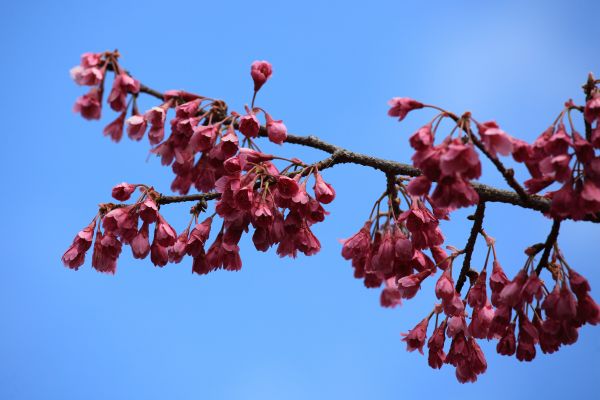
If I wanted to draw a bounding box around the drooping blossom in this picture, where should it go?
[387,97,424,121]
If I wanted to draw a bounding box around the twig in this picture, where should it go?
[535,218,561,275]
[456,202,486,293]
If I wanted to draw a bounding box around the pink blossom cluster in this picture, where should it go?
[71,52,287,196]
[341,192,448,305]
[399,242,599,383]
[62,184,180,273]
[72,51,140,127]
[210,152,335,265]
[516,100,600,220]
[406,123,482,210]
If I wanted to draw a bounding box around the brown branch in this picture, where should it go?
[123,70,600,223]
[583,73,596,142]
[535,218,561,275]
[386,172,401,217]
[157,192,219,205]
[456,202,486,293]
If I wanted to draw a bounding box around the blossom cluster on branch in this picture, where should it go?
[64,50,599,383]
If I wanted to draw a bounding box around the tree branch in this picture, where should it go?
[127,73,600,223]
[535,218,561,275]
[456,202,486,293]
[157,192,219,205]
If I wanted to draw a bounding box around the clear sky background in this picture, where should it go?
[1,1,599,399]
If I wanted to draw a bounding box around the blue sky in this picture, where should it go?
[1,1,599,399]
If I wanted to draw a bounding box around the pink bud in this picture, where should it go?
[251,60,273,91]
[266,115,287,144]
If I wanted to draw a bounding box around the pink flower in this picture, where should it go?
[150,238,169,267]
[126,115,147,141]
[101,206,139,244]
[576,293,600,325]
[251,60,273,91]
[435,268,454,301]
[341,221,372,261]
[62,220,96,269]
[108,73,140,112]
[555,285,577,320]
[313,172,335,204]
[387,97,424,121]
[266,115,287,144]
[169,229,190,263]
[73,88,102,120]
[467,270,487,308]
[139,198,159,223]
[568,268,591,297]
[521,272,544,303]
[380,278,402,308]
[398,270,432,299]
[584,92,600,124]
[499,269,527,307]
[91,231,122,274]
[406,176,432,197]
[70,65,103,86]
[446,315,466,338]
[516,313,538,362]
[187,217,213,257]
[409,123,434,150]
[469,302,495,339]
[431,246,450,270]
[489,260,509,307]
[427,321,447,369]
[103,111,126,142]
[477,121,514,158]
[431,176,479,210]
[80,52,102,68]
[276,176,300,199]
[496,323,516,356]
[111,182,136,201]
[439,140,481,180]
[155,215,177,247]
[401,317,429,354]
[131,222,150,259]
[239,114,260,138]
[443,292,465,317]
[145,106,168,145]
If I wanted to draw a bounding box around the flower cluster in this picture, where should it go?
[399,114,484,210]
[398,234,599,383]
[62,184,178,273]
[514,100,600,220]
[341,183,448,305]
[72,51,140,129]
[71,52,288,196]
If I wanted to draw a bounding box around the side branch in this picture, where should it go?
[456,202,486,293]
[535,218,561,275]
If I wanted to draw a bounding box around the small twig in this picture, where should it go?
[535,218,562,275]
[456,202,486,293]
[582,73,596,142]
[386,172,401,217]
